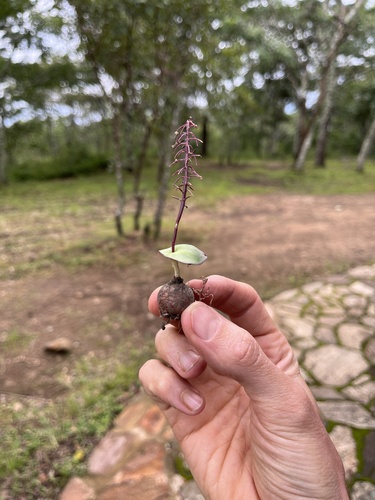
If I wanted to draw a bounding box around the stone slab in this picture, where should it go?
[318,401,375,429]
[303,345,368,386]
[337,323,372,350]
[60,477,96,500]
[88,431,138,476]
[351,481,375,499]
[329,426,357,480]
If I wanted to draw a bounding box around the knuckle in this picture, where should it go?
[230,332,262,368]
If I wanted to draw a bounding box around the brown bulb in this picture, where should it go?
[157,276,195,328]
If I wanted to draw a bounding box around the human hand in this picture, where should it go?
[139,275,348,499]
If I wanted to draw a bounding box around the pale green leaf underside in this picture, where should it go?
[159,244,207,265]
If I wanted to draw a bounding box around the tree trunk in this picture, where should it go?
[292,0,366,171]
[0,115,8,185]
[47,116,58,157]
[356,115,375,173]
[293,101,308,160]
[201,115,208,157]
[315,109,333,168]
[315,65,336,167]
[133,121,153,231]
[112,111,125,236]
[293,126,314,172]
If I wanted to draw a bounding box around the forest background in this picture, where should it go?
[1,0,375,236]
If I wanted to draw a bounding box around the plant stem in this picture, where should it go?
[171,259,181,278]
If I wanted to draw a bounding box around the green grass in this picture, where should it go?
[0,345,152,498]
[1,329,32,351]
[182,157,375,207]
[3,156,374,206]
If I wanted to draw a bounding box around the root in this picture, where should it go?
[192,277,213,305]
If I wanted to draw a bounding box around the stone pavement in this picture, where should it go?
[61,263,375,500]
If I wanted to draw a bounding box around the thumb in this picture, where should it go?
[181,301,298,404]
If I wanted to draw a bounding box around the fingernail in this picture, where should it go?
[181,389,204,412]
[191,303,219,341]
[179,350,201,372]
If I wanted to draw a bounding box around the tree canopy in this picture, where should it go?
[1,0,374,186]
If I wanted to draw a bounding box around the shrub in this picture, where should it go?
[11,149,109,182]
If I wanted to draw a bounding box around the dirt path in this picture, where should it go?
[1,194,374,398]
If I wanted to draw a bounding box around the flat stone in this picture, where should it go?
[330,285,351,296]
[302,282,323,294]
[179,480,205,500]
[353,374,372,385]
[44,337,73,353]
[114,393,153,430]
[293,337,318,350]
[318,284,335,297]
[282,317,314,339]
[319,315,346,327]
[304,344,368,387]
[343,295,367,310]
[292,295,310,306]
[349,265,375,280]
[273,303,302,315]
[351,481,375,499]
[314,326,336,344]
[138,405,167,436]
[337,323,373,350]
[272,289,298,302]
[350,281,375,297]
[323,306,346,316]
[310,295,332,307]
[326,276,350,286]
[368,303,375,316]
[349,309,368,319]
[170,474,185,496]
[112,439,167,478]
[363,316,375,328]
[310,386,345,400]
[88,431,138,476]
[318,401,375,429]
[363,431,375,479]
[302,303,321,317]
[342,381,375,404]
[328,425,357,480]
[60,477,96,500]
[97,474,170,500]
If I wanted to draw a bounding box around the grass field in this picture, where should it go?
[2,158,374,279]
[1,157,374,498]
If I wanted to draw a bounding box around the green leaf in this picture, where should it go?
[159,244,207,265]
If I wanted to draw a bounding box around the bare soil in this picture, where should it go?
[1,193,375,399]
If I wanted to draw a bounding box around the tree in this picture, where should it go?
[314,64,336,167]
[356,114,375,173]
[0,0,88,183]
[0,0,30,183]
[239,0,369,171]
[68,0,235,237]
